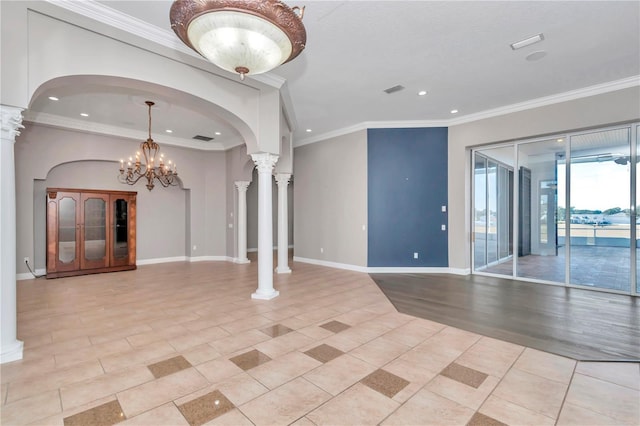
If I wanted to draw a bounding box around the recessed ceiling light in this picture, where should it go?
[80,113,89,117]
[526,50,547,61]
[510,33,544,50]
[48,96,59,101]
[165,129,173,133]
[306,129,312,132]
[417,90,427,96]
[215,131,221,135]
[450,109,458,114]
[557,138,564,143]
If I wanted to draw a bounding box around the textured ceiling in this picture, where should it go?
[27,1,640,149]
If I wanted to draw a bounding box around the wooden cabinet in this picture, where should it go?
[46,188,137,278]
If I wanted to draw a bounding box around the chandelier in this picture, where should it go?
[119,101,178,191]
[169,0,307,80]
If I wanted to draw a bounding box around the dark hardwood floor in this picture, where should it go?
[370,273,640,362]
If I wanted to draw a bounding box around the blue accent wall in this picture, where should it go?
[368,128,448,267]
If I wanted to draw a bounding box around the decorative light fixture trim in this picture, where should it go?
[119,101,178,191]
[170,0,307,80]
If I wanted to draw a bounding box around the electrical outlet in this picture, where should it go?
[24,257,29,264]
[193,245,197,251]
[441,224,446,231]
[320,247,324,253]
[413,252,419,259]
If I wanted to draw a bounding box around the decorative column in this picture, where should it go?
[234,181,251,264]
[1,105,24,363]
[275,173,292,274]
[251,153,279,299]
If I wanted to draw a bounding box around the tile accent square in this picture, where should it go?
[229,349,271,371]
[319,320,351,333]
[304,344,344,363]
[260,324,294,338]
[440,362,488,389]
[63,399,126,426]
[467,412,508,426]
[147,355,192,379]
[361,369,410,398]
[177,390,234,426]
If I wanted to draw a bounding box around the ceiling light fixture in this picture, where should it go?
[119,101,179,191]
[170,0,307,80]
[450,109,458,114]
[80,113,89,117]
[306,129,312,132]
[526,50,547,61]
[48,96,59,101]
[510,33,544,50]
[215,131,221,135]
[417,90,427,96]
[165,129,173,133]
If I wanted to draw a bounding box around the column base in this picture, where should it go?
[275,266,292,274]
[0,339,24,364]
[234,258,251,264]
[251,289,280,300]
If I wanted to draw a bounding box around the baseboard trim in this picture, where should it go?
[293,257,471,275]
[367,267,451,274]
[248,244,294,253]
[189,256,233,262]
[293,256,368,272]
[137,256,188,265]
[16,273,34,281]
[17,257,471,280]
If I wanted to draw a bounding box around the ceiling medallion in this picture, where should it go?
[170,0,307,80]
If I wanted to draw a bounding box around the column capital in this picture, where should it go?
[1,105,25,142]
[235,181,251,192]
[275,173,291,186]
[251,153,279,174]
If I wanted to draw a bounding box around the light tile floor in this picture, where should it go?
[1,261,638,425]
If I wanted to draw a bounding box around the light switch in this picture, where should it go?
[441,224,446,231]
[441,205,447,212]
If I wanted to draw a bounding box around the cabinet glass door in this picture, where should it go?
[57,195,78,267]
[111,197,130,266]
[81,193,110,270]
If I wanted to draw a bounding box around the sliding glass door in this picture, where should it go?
[472,123,639,296]
[516,138,565,283]
[569,128,631,292]
[473,148,513,275]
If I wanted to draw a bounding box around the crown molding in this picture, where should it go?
[295,120,450,147]
[294,75,640,148]
[43,0,286,89]
[23,111,230,151]
[448,75,640,126]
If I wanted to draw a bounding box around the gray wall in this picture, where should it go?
[293,130,368,266]
[41,161,186,266]
[15,123,229,274]
[448,86,640,271]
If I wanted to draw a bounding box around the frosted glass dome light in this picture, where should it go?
[170,0,307,80]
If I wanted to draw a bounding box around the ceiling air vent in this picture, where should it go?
[192,135,214,141]
[383,85,405,94]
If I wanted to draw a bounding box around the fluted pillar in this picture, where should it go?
[1,105,24,364]
[251,153,279,300]
[275,173,292,274]
[234,181,251,264]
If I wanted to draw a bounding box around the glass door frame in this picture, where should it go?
[470,122,639,297]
